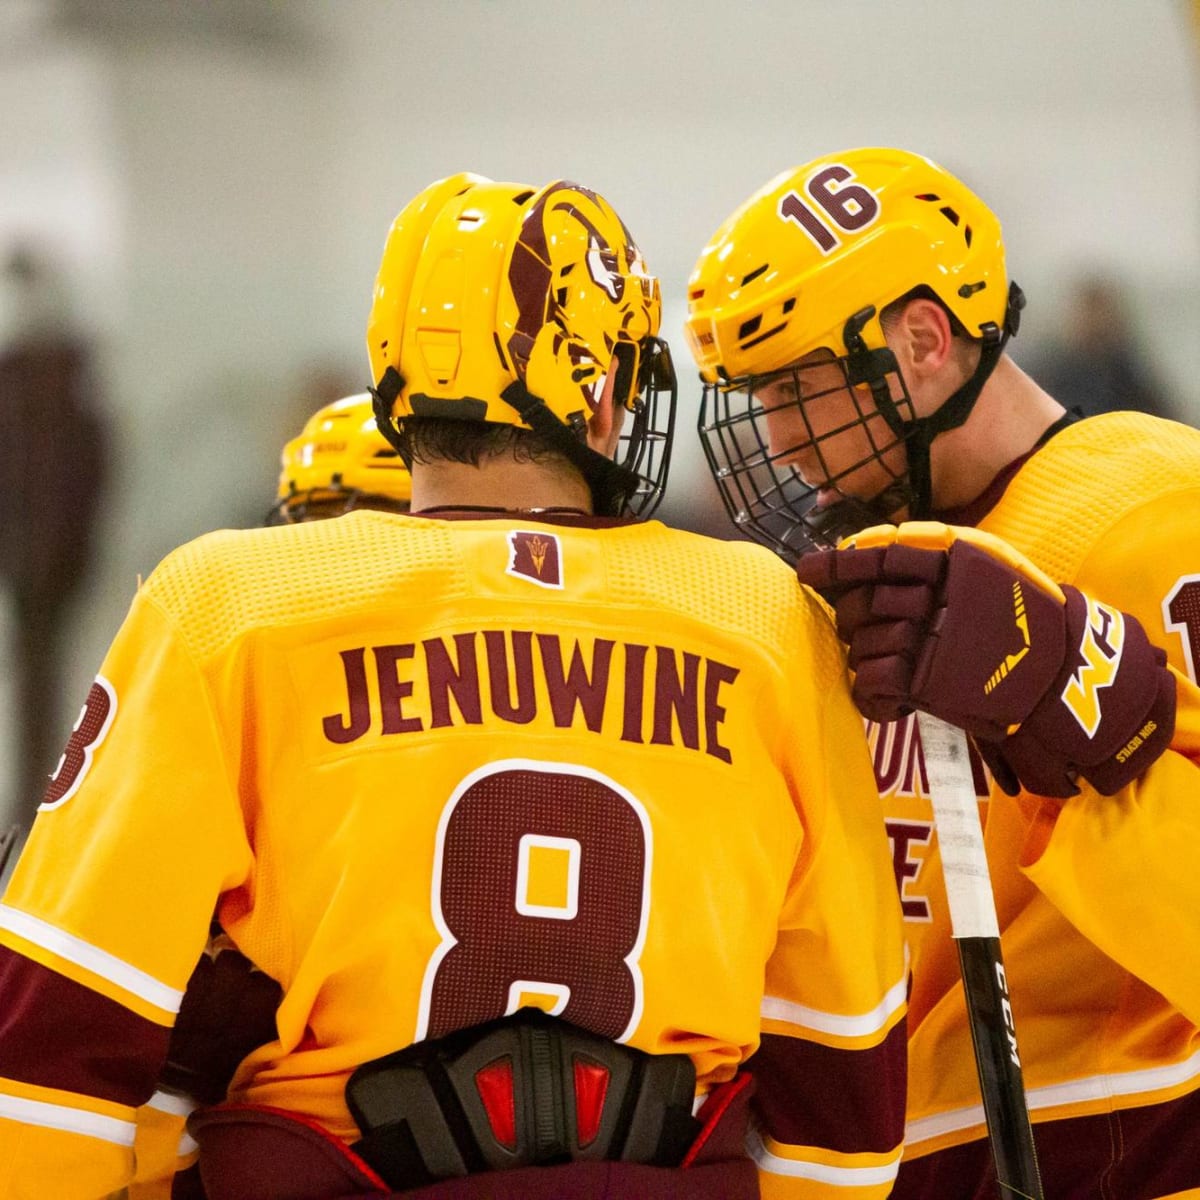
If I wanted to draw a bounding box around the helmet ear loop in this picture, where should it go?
[838,306,920,513]
[1005,281,1027,338]
[841,306,908,436]
[610,342,638,412]
[370,369,415,471]
[640,338,678,518]
[616,336,678,518]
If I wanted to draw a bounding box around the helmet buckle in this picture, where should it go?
[841,306,877,355]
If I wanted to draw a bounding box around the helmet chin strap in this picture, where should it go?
[370,368,639,516]
[843,282,1026,523]
[499,381,640,517]
[371,367,414,470]
[801,487,910,554]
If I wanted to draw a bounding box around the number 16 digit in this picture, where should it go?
[779,165,881,255]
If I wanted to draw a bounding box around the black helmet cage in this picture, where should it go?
[618,334,677,518]
[697,344,916,565]
[698,283,1024,563]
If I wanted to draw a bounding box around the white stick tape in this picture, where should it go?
[917,712,1000,940]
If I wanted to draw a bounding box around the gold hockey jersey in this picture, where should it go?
[0,511,907,1199]
[874,412,1200,1159]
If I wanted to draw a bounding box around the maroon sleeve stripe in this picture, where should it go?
[895,1087,1200,1197]
[0,944,170,1108]
[748,1021,907,1156]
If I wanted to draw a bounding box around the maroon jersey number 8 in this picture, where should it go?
[418,762,651,1044]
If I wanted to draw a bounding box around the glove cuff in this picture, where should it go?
[1081,660,1176,794]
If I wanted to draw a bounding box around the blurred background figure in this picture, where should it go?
[1026,273,1181,421]
[0,242,109,830]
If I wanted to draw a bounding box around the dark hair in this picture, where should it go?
[393,415,580,470]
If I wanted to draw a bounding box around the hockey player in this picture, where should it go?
[0,174,907,1199]
[270,392,413,524]
[685,146,1200,1199]
[126,393,415,1198]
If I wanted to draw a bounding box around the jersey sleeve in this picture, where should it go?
[748,595,908,1199]
[1017,488,1200,1025]
[126,1091,199,1199]
[0,586,253,1198]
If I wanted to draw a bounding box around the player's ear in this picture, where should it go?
[586,394,613,447]
[886,297,956,380]
[585,358,624,458]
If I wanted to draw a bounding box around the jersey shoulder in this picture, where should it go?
[140,512,454,661]
[612,523,843,675]
[984,412,1200,584]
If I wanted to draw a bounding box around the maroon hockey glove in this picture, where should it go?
[796,522,1176,798]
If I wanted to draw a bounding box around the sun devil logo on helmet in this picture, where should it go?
[507,184,657,416]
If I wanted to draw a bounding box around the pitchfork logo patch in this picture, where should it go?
[507,531,563,589]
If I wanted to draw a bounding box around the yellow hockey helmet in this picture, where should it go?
[271,393,411,524]
[686,147,1012,381]
[366,174,676,516]
[686,147,1024,559]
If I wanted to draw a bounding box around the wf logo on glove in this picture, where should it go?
[1061,598,1124,738]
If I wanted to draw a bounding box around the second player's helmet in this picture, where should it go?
[367,174,676,517]
[685,147,1024,561]
[270,393,412,524]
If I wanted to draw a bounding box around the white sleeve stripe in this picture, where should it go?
[747,1128,901,1186]
[906,1045,1200,1147]
[178,1129,199,1156]
[0,904,183,1015]
[146,1089,197,1117]
[0,1092,136,1146]
[760,960,908,1039]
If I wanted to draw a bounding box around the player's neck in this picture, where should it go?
[929,356,1066,511]
[410,456,595,516]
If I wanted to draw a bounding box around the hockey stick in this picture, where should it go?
[917,712,1043,1199]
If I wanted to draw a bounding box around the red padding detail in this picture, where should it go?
[681,1073,754,1168]
[474,1057,517,1150]
[571,1056,611,1148]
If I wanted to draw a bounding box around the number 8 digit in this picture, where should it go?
[40,677,117,812]
[417,760,652,1044]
